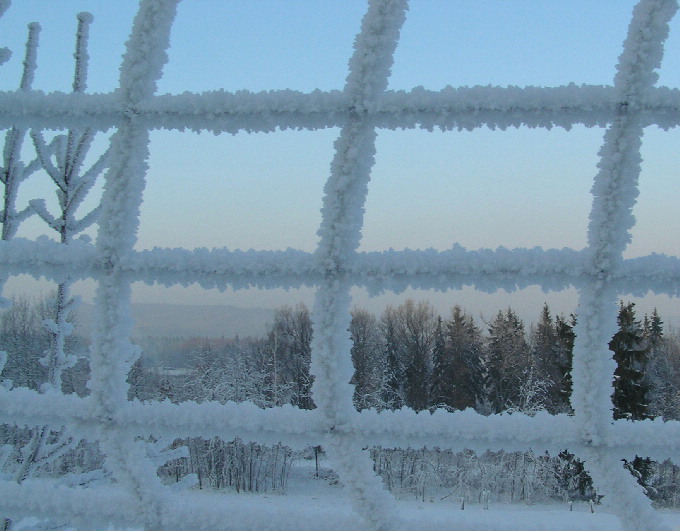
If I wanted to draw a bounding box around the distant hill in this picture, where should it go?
[77,302,275,339]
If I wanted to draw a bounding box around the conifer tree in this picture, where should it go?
[401,300,436,412]
[642,308,663,361]
[486,308,530,413]
[430,315,451,409]
[642,309,680,421]
[431,306,485,411]
[380,306,405,410]
[609,301,650,420]
[554,313,576,412]
[531,304,557,407]
[456,311,486,411]
[530,305,575,414]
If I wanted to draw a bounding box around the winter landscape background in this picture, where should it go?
[2,0,680,529]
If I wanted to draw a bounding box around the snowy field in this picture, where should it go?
[228,496,680,531]
[209,480,680,531]
[14,494,680,531]
[251,463,680,531]
[13,458,680,530]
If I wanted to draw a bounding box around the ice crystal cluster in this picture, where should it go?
[1,0,680,529]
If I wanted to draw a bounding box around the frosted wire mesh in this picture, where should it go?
[1,0,680,529]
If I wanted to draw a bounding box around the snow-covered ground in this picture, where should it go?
[13,459,680,530]
[138,492,680,531]
[266,462,680,530]
[18,492,680,531]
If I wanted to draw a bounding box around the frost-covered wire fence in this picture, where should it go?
[1,0,680,529]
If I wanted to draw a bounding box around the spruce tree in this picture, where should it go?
[401,301,436,412]
[443,306,485,411]
[609,303,660,500]
[554,313,576,413]
[380,306,405,410]
[643,309,680,421]
[643,308,663,356]
[530,304,575,414]
[531,304,558,410]
[430,316,451,409]
[609,301,650,420]
[486,308,530,413]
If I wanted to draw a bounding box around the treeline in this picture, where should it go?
[127,298,680,505]
[5,296,679,421]
[352,300,677,420]
[3,296,680,505]
[138,300,680,421]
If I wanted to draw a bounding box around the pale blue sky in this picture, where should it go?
[2,1,680,326]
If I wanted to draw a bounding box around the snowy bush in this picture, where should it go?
[0,0,679,529]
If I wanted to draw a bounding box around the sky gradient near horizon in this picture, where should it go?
[1,1,680,327]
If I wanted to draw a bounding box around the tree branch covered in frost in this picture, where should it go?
[72,12,92,93]
[0,19,42,326]
[0,0,11,66]
[0,22,40,242]
[0,16,106,531]
[24,11,100,396]
[0,39,41,510]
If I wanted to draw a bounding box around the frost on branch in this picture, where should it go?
[0,13,108,531]
[28,12,103,394]
[0,0,11,65]
[0,21,41,242]
[0,21,41,317]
